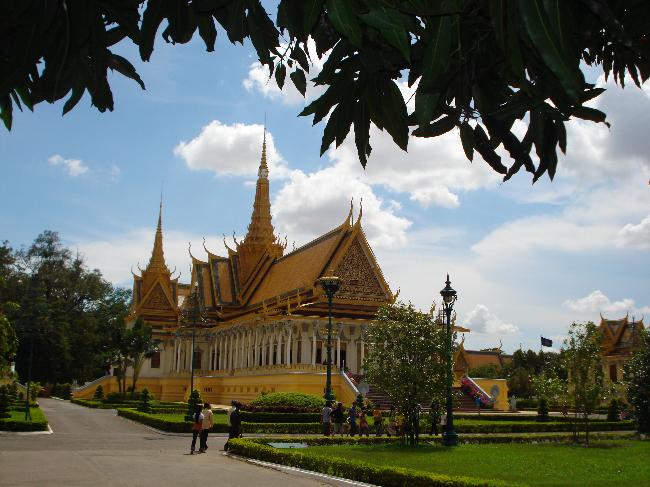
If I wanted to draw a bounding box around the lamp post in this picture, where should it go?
[440,274,458,447]
[317,274,341,402]
[180,283,206,420]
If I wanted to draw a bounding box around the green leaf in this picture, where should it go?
[414,93,438,127]
[140,0,167,61]
[196,13,217,52]
[518,0,582,102]
[302,0,324,34]
[353,100,371,167]
[572,106,609,126]
[459,122,474,161]
[290,45,310,72]
[290,68,307,96]
[419,15,452,93]
[412,115,456,138]
[108,54,146,90]
[62,84,85,116]
[275,63,287,90]
[326,0,362,47]
[381,79,408,151]
[359,7,411,61]
[473,125,508,174]
[0,96,12,130]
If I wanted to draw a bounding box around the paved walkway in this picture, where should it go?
[0,399,331,487]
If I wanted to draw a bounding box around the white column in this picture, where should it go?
[172,339,178,372]
[336,327,341,370]
[300,326,309,364]
[285,325,292,367]
[261,330,267,366]
[311,323,317,366]
[276,329,282,365]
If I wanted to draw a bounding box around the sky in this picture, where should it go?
[2,16,649,354]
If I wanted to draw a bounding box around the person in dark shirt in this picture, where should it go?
[224,401,241,451]
[332,402,345,436]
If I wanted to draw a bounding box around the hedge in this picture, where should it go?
[0,408,48,432]
[227,438,521,487]
[72,398,187,413]
[250,392,325,410]
[241,422,321,434]
[454,420,634,434]
[240,411,320,423]
[117,408,230,433]
[453,414,608,423]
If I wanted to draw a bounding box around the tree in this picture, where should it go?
[563,321,607,445]
[624,329,650,434]
[0,242,18,376]
[530,372,567,420]
[2,2,648,182]
[127,317,159,395]
[363,302,447,446]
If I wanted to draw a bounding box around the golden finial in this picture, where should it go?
[146,197,169,273]
[349,198,354,225]
[358,197,363,222]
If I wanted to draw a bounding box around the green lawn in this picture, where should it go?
[0,407,48,431]
[303,440,650,487]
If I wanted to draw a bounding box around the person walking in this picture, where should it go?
[321,401,333,436]
[199,403,214,453]
[359,410,370,437]
[372,407,383,436]
[332,402,345,436]
[224,401,241,451]
[347,403,358,437]
[387,406,397,436]
[190,405,204,455]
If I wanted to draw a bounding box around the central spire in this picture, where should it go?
[242,128,275,247]
[235,128,286,285]
[147,197,170,274]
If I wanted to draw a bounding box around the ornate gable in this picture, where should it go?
[141,281,175,311]
[335,237,388,302]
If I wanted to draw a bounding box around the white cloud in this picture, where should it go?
[273,165,412,248]
[75,229,226,286]
[463,304,519,335]
[618,215,650,250]
[563,290,650,317]
[173,121,289,178]
[48,154,89,177]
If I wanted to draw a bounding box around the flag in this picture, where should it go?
[541,337,553,347]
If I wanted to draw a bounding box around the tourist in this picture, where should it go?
[332,402,345,436]
[190,405,204,455]
[224,401,241,451]
[387,406,397,436]
[347,403,358,436]
[429,399,441,436]
[372,407,383,436]
[440,411,447,434]
[321,401,333,436]
[359,410,370,437]
[199,403,213,453]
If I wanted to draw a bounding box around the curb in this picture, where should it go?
[225,452,377,487]
[0,424,53,436]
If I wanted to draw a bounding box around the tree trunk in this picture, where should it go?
[584,413,589,446]
[131,355,143,395]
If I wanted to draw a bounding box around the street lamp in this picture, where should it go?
[180,283,206,420]
[440,274,458,447]
[317,274,341,402]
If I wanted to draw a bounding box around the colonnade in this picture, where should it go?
[164,320,368,375]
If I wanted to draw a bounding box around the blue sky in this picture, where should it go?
[2,21,649,353]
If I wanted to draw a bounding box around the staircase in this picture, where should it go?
[454,386,480,411]
[365,384,393,409]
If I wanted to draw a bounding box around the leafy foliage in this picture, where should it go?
[250,391,325,409]
[530,372,567,408]
[0,384,11,418]
[563,321,607,444]
[624,329,650,434]
[364,302,446,446]
[2,1,649,182]
[93,384,104,400]
[1,231,131,385]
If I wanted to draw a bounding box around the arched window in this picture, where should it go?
[150,351,161,369]
[193,350,202,370]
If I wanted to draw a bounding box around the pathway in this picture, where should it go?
[0,398,332,487]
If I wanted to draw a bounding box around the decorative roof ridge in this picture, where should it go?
[274,221,350,263]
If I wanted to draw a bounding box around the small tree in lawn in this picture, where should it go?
[624,329,650,434]
[531,373,567,422]
[364,302,446,446]
[127,317,159,396]
[563,322,606,445]
[138,388,153,413]
[93,385,104,401]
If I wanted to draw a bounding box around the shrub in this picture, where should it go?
[117,408,229,433]
[0,385,11,418]
[138,388,153,413]
[93,385,104,400]
[537,398,549,422]
[0,408,49,431]
[453,420,633,434]
[607,398,621,422]
[240,404,321,413]
[54,383,72,400]
[515,398,538,409]
[227,438,519,487]
[241,422,320,434]
[250,392,324,410]
[240,411,320,423]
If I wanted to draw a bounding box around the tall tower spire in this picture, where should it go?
[147,196,170,273]
[243,127,275,247]
[235,127,285,284]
